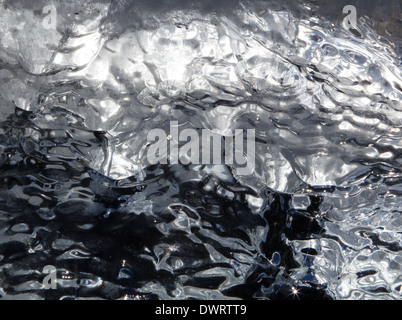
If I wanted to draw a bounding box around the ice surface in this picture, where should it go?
[0,0,401,300]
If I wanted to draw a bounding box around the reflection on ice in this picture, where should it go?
[0,0,401,300]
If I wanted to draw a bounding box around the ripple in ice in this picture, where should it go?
[0,0,401,300]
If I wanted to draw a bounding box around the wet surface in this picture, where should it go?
[0,0,401,300]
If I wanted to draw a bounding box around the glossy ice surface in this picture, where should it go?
[0,0,401,299]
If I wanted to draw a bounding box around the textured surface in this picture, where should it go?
[0,0,401,300]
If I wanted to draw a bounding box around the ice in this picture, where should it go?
[0,0,401,300]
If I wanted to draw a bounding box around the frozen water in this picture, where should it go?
[0,0,401,300]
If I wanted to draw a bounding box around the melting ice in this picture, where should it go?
[0,0,401,300]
